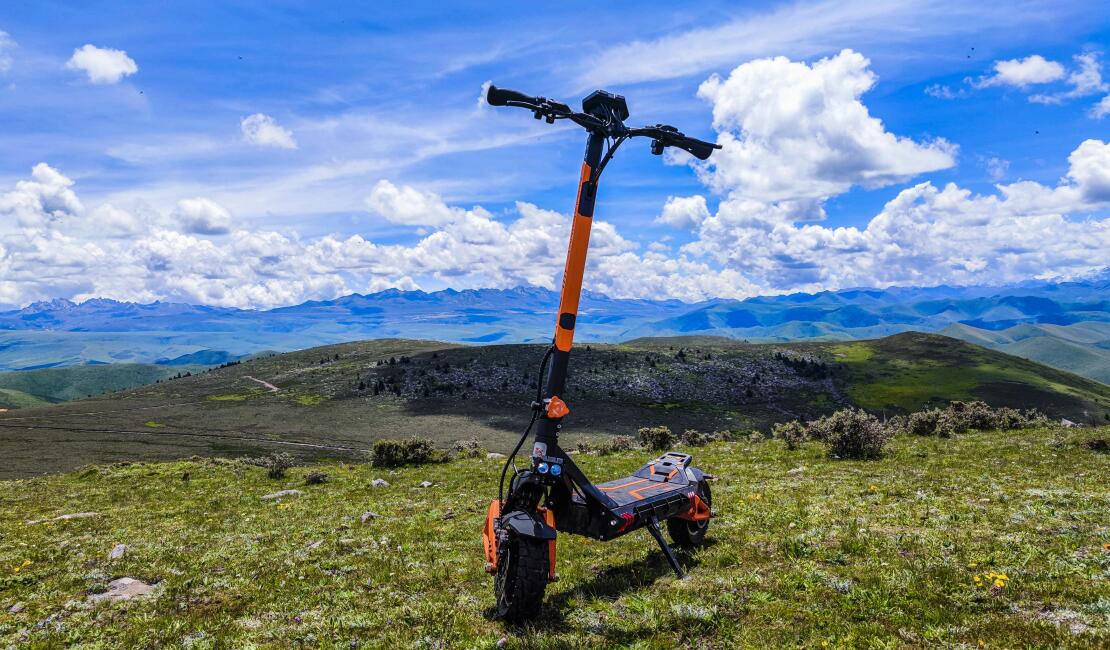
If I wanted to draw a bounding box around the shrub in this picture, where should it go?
[933,410,966,438]
[907,409,942,436]
[680,429,730,446]
[451,437,485,459]
[638,425,676,450]
[370,437,445,468]
[239,452,296,479]
[304,470,328,485]
[772,421,808,451]
[809,408,891,460]
[575,435,636,455]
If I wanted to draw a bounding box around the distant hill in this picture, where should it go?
[0,363,208,406]
[0,271,1106,380]
[941,321,1110,384]
[2,333,1106,478]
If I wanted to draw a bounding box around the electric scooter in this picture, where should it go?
[481,84,721,621]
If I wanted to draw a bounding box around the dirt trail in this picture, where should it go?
[244,376,280,392]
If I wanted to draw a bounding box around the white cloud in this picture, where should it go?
[65,44,138,84]
[0,31,15,74]
[678,138,1110,292]
[972,54,1064,89]
[695,50,956,207]
[1092,95,1110,119]
[366,179,463,226]
[172,198,231,235]
[240,113,297,149]
[0,163,83,228]
[1029,53,1107,104]
[984,157,1009,181]
[656,195,711,229]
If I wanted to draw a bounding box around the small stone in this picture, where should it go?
[497,638,507,648]
[26,512,98,525]
[442,510,455,520]
[9,602,24,614]
[371,478,390,488]
[360,511,379,523]
[486,452,506,460]
[109,544,127,560]
[87,577,156,603]
[260,489,303,500]
[419,481,433,488]
[787,466,805,474]
[306,540,323,550]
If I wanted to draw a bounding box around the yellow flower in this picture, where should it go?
[994,579,1005,588]
[967,562,977,569]
[869,484,877,491]
[1103,542,1110,551]
[978,640,985,648]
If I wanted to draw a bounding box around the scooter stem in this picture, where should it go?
[534,132,605,451]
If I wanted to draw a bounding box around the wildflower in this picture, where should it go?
[994,578,1005,588]
[978,640,985,648]
[967,562,977,569]
[1103,542,1110,552]
[868,484,877,492]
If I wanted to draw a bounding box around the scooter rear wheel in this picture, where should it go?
[668,479,712,548]
[494,526,549,621]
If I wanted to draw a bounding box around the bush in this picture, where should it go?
[638,426,676,450]
[304,470,328,485]
[239,452,296,479]
[575,435,636,455]
[772,421,808,450]
[370,437,445,468]
[680,428,731,446]
[451,437,484,459]
[907,409,942,436]
[883,415,908,437]
[808,408,891,460]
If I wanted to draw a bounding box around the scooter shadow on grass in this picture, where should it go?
[486,538,716,635]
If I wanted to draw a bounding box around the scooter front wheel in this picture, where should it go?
[494,526,549,621]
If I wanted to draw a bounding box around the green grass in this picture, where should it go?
[206,394,248,402]
[3,426,1109,647]
[0,364,207,406]
[0,388,51,410]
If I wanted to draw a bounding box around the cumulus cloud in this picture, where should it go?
[972,54,1065,89]
[0,31,15,74]
[172,198,232,235]
[695,50,956,208]
[65,44,138,84]
[1029,53,1107,104]
[675,138,1110,292]
[0,163,83,228]
[366,180,463,227]
[656,195,711,229]
[240,113,297,149]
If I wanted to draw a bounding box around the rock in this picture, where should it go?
[787,466,805,474]
[108,544,127,560]
[442,510,455,521]
[306,540,323,550]
[9,602,24,614]
[1060,418,1078,428]
[486,452,507,460]
[419,481,433,488]
[360,511,379,523]
[25,512,99,525]
[371,478,390,488]
[260,489,303,500]
[87,577,156,604]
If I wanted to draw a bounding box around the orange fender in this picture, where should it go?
[676,492,711,522]
[482,501,558,581]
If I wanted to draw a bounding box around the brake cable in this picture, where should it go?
[497,344,554,509]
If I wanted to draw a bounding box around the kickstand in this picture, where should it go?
[645,517,684,578]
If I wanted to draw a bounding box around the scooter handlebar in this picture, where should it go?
[486,85,541,108]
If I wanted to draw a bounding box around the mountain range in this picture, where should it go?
[0,271,1106,382]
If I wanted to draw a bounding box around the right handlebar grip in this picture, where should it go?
[486,85,540,107]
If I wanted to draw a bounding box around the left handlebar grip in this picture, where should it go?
[486,85,540,107]
[674,136,722,161]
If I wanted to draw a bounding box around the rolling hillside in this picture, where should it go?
[2,333,1106,479]
[943,322,1110,384]
[0,363,208,407]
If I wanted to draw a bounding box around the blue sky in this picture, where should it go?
[0,1,1108,308]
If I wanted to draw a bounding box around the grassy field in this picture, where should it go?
[0,364,207,406]
[1,425,1108,647]
[2,334,1108,479]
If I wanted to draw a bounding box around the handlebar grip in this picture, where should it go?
[675,137,721,161]
[486,85,540,107]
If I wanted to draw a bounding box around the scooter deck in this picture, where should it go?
[573,451,695,508]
